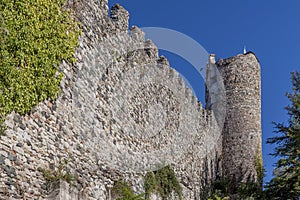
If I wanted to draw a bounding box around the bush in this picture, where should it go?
[111,180,145,200]
[144,165,182,200]
[41,159,76,190]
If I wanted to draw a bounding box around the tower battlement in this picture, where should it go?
[0,1,262,199]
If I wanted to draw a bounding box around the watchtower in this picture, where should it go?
[206,52,262,185]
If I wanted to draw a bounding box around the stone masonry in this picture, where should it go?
[217,53,262,184]
[0,0,261,199]
[206,52,262,185]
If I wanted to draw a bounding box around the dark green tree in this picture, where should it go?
[265,71,300,199]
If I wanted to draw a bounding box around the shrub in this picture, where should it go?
[111,180,145,200]
[144,165,182,200]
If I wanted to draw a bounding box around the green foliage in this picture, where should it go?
[206,178,232,199]
[254,148,264,188]
[237,182,265,199]
[111,180,145,200]
[205,177,265,200]
[0,117,6,136]
[144,171,157,196]
[144,165,182,200]
[41,159,76,188]
[0,0,80,118]
[208,195,229,200]
[265,71,300,199]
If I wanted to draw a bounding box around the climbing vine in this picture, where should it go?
[0,0,80,119]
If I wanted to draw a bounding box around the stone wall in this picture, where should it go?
[0,0,226,199]
[0,0,262,199]
[216,52,262,184]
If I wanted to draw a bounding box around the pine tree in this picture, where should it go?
[265,71,300,200]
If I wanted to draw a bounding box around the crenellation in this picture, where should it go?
[202,109,207,122]
[110,4,129,33]
[130,26,145,42]
[184,87,193,100]
[168,68,175,80]
[197,101,203,110]
[144,39,159,59]
[156,59,170,77]
[0,0,262,199]
[171,71,180,88]
[157,55,170,67]
[191,95,197,106]
[205,109,211,125]
[177,74,184,88]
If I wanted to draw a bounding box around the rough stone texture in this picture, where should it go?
[213,52,262,184]
[0,0,261,199]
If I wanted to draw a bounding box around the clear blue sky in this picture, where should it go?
[108,0,300,184]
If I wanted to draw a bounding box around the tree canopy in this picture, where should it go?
[265,71,300,199]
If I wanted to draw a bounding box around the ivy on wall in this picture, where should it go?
[0,0,80,119]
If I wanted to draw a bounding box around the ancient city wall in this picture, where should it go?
[0,0,225,199]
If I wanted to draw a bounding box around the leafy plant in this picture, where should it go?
[204,177,265,200]
[144,165,182,200]
[41,159,76,189]
[111,180,145,200]
[206,177,232,199]
[0,117,6,136]
[237,182,264,199]
[208,195,229,200]
[0,0,80,119]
